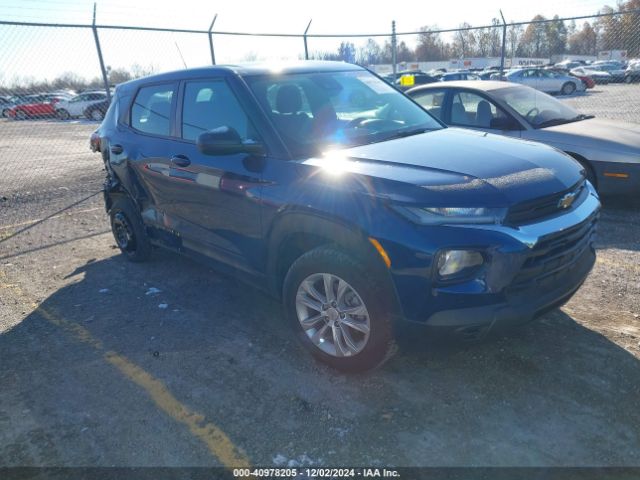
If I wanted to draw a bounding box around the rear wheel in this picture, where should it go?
[90,109,104,121]
[15,110,26,120]
[283,246,397,372]
[109,197,152,262]
[625,75,633,84]
[561,82,576,95]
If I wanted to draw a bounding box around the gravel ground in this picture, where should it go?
[1,85,639,470]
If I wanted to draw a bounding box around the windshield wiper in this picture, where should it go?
[536,114,595,129]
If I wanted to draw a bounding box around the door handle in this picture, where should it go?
[170,155,191,168]
[110,144,123,155]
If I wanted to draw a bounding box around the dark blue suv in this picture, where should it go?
[91,61,600,371]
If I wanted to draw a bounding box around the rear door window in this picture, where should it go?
[131,83,176,136]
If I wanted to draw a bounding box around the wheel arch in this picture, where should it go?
[266,210,400,314]
[564,151,597,189]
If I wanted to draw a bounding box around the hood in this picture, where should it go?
[534,118,640,157]
[302,128,583,207]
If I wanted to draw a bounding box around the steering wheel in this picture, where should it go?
[525,107,540,120]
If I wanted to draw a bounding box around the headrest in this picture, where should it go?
[276,85,302,114]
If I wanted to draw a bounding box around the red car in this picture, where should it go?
[8,94,65,119]
[571,73,596,89]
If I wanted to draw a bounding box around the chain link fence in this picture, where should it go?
[1,7,639,258]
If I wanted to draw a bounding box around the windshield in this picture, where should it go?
[491,85,585,128]
[245,70,443,156]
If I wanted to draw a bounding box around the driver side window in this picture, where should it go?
[181,80,259,143]
[412,90,445,120]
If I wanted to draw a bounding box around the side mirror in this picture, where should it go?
[196,126,264,156]
[490,116,521,131]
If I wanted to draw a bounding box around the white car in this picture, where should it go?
[505,68,585,95]
[55,91,108,120]
[570,67,612,84]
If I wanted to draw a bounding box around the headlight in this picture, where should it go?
[392,205,507,225]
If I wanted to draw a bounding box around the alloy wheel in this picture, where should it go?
[295,273,371,357]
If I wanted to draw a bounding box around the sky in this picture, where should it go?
[0,0,619,87]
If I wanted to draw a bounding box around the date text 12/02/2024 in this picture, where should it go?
[232,468,401,478]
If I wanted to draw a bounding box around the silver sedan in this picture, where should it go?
[407,81,639,196]
[505,68,585,95]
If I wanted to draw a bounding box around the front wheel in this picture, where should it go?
[109,197,152,262]
[283,246,397,372]
[561,82,576,95]
[57,109,70,120]
[15,110,27,120]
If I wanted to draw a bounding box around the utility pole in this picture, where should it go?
[208,14,218,65]
[92,3,111,101]
[391,20,397,80]
[499,10,507,77]
[303,19,312,60]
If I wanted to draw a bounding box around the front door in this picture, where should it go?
[447,90,522,138]
[166,78,265,274]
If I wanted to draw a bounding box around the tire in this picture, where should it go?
[90,109,104,121]
[1,108,10,118]
[56,109,70,120]
[625,76,633,84]
[15,110,26,120]
[109,197,152,263]
[283,245,397,372]
[561,82,576,95]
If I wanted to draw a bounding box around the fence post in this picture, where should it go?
[303,19,312,60]
[208,14,218,65]
[391,20,397,79]
[499,10,507,76]
[92,3,110,102]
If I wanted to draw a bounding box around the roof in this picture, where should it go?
[407,80,521,94]
[117,61,363,90]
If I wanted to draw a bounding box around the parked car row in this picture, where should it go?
[0,90,111,121]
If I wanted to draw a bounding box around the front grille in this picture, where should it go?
[509,212,598,293]
[505,180,586,226]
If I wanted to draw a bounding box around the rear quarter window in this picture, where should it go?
[131,83,176,136]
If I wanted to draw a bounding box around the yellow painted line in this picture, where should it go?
[105,353,250,468]
[0,270,251,471]
[0,207,102,231]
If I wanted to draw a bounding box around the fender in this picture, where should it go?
[265,208,403,319]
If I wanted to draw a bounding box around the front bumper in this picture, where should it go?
[426,242,594,331]
[391,182,601,331]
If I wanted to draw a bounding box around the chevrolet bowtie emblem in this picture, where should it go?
[558,192,577,209]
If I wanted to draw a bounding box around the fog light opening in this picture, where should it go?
[437,250,484,278]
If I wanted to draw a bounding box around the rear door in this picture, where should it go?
[120,81,181,230]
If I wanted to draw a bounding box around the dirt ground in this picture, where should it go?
[1,85,640,471]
